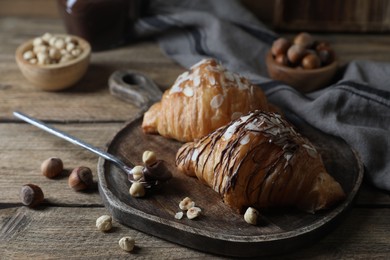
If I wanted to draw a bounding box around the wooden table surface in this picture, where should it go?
[1,17,389,259]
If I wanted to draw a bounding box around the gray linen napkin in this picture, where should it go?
[135,0,390,191]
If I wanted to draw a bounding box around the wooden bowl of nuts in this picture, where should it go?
[266,32,338,93]
[15,33,91,91]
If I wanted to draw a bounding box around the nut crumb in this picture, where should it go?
[175,211,184,220]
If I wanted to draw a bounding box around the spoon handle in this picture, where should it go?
[13,111,133,171]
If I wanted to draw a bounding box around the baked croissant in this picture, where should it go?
[176,110,345,213]
[142,58,271,142]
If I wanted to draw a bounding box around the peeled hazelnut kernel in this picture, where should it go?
[301,53,321,69]
[29,58,37,64]
[186,207,201,220]
[37,52,49,65]
[65,36,76,44]
[293,32,314,48]
[33,45,48,54]
[49,48,61,61]
[244,207,259,225]
[66,42,76,52]
[271,37,291,56]
[59,54,74,63]
[48,37,57,46]
[54,38,65,50]
[71,48,82,57]
[142,150,157,166]
[119,236,135,252]
[129,182,145,197]
[32,37,44,46]
[130,166,144,181]
[23,50,35,60]
[41,157,63,178]
[20,184,44,208]
[96,215,112,232]
[179,197,195,210]
[68,166,93,191]
[41,32,52,42]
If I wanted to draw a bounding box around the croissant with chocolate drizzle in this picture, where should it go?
[142,58,271,142]
[176,110,346,213]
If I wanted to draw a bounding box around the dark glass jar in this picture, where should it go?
[57,0,142,51]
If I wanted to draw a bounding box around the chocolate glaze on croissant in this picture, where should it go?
[142,59,270,142]
[176,110,345,213]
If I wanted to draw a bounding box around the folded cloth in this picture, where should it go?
[135,0,390,191]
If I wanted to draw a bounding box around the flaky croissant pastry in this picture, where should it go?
[176,110,345,213]
[142,59,271,142]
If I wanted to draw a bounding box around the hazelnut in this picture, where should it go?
[119,236,135,252]
[32,37,45,46]
[20,184,44,208]
[274,53,288,66]
[186,207,201,220]
[301,53,321,69]
[23,50,35,60]
[68,166,93,191]
[271,37,291,57]
[142,150,157,166]
[130,165,144,181]
[179,197,195,210]
[293,32,314,48]
[244,207,259,225]
[287,44,306,65]
[41,32,52,42]
[25,33,83,66]
[49,48,61,61]
[316,42,335,65]
[96,215,112,232]
[129,182,145,197]
[54,38,65,50]
[41,157,63,178]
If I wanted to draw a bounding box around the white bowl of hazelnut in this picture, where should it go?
[266,32,338,93]
[15,33,91,91]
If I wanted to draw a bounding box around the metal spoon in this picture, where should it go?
[13,111,170,188]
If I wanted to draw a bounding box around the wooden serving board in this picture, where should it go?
[97,113,363,257]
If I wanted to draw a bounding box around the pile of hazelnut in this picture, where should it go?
[19,157,94,208]
[22,32,83,65]
[271,32,335,70]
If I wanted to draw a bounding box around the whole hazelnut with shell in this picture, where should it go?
[68,166,93,191]
[293,32,314,48]
[287,44,306,65]
[20,184,44,208]
[41,157,63,178]
[271,37,291,57]
[302,53,321,69]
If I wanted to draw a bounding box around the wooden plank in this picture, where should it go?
[0,123,125,205]
[0,206,389,258]
[273,0,390,32]
[0,207,219,259]
[0,0,59,18]
[1,122,389,206]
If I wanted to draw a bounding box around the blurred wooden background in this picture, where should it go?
[0,0,389,32]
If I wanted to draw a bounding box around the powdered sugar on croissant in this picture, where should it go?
[176,110,346,213]
[142,59,270,142]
